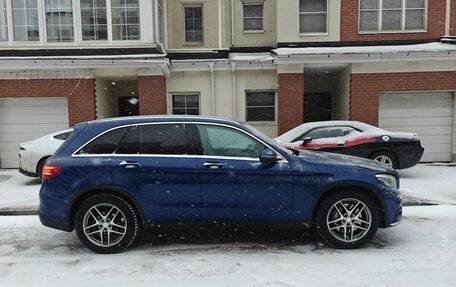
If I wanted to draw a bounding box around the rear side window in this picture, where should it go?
[53,131,72,141]
[77,127,128,155]
[140,124,186,155]
[116,126,139,154]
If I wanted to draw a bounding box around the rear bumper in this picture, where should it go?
[397,146,424,169]
[39,211,72,232]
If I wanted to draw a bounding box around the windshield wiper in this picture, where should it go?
[287,147,300,156]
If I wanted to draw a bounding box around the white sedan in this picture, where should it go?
[19,129,73,178]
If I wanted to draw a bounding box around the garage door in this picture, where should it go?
[379,92,454,162]
[0,98,69,168]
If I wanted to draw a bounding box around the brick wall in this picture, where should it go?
[0,78,95,126]
[340,0,446,42]
[350,72,456,126]
[451,0,456,36]
[278,73,304,135]
[138,76,167,115]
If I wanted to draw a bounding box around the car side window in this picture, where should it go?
[197,124,264,158]
[116,126,139,154]
[77,127,128,155]
[140,124,187,155]
[53,131,72,141]
[302,126,357,140]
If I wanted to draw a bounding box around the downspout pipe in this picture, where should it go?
[231,63,237,119]
[210,63,216,116]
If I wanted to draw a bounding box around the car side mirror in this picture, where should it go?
[260,148,278,166]
[302,137,312,145]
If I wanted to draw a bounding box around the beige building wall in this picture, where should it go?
[231,0,277,47]
[167,0,221,49]
[167,68,278,137]
[276,0,340,43]
[96,78,117,119]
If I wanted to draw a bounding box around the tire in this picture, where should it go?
[74,194,139,254]
[37,157,48,180]
[370,151,397,169]
[314,191,380,249]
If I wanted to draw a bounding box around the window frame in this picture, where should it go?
[245,90,277,124]
[171,93,201,116]
[44,0,75,43]
[0,0,8,42]
[358,0,428,34]
[242,2,264,33]
[298,0,329,35]
[79,0,109,42]
[183,3,203,45]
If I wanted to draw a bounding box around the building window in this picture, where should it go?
[299,0,327,33]
[0,0,7,41]
[172,94,200,115]
[243,3,263,31]
[12,0,40,41]
[359,0,426,32]
[246,91,275,122]
[80,0,108,41]
[45,0,74,42]
[111,0,140,40]
[184,5,202,43]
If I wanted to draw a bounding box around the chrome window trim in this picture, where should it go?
[71,121,288,162]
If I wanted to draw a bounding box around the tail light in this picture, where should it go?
[42,165,62,180]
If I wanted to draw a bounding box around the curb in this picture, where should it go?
[0,207,38,216]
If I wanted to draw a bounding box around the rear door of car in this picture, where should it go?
[109,123,201,221]
[189,123,293,222]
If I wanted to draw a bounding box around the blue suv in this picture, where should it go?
[39,116,402,253]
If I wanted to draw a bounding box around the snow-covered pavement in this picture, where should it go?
[0,205,455,287]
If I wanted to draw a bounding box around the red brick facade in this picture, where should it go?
[340,0,446,42]
[0,78,95,126]
[138,76,167,115]
[350,72,456,126]
[278,73,304,135]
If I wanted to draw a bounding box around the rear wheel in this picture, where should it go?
[370,151,396,169]
[74,194,139,254]
[315,191,380,249]
[36,157,49,179]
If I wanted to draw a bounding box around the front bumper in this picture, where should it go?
[19,167,38,178]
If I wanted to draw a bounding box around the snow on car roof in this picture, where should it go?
[275,120,418,144]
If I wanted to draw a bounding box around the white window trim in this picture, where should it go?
[358,0,428,34]
[245,90,277,124]
[298,0,329,35]
[0,0,144,47]
[182,3,203,46]
[242,2,264,33]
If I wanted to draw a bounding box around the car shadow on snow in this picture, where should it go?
[23,178,41,186]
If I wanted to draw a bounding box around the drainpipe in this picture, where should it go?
[231,0,235,46]
[231,63,237,119]
[445,0,451,36]
[209,63,216,116]
[218,0,223,49]
[164,0,168,48]
[154,0,160,44]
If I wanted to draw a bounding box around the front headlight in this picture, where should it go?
[375,174,398,189]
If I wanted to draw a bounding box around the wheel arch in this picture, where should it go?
[305,182,389,228]
[36,155,52,175]
[67,186,146,231]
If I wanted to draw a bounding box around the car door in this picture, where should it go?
[110,123,201,221]
[191,123,293,222]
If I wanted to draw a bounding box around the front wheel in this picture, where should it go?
[315,191,380,249]
[74,194,139,254]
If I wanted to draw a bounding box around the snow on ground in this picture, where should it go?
[0,205,455,287]
[0,169,40,210]
[398,164,456,205]
[1,163,455,210]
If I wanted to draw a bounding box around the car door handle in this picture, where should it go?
[119,160,141,169]
[203,162,225,169]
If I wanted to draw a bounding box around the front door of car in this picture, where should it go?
[190,124,293,222]
[110,124,200,221]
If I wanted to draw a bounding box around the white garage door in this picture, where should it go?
[0,98,69,168]
[379,92,454,162]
